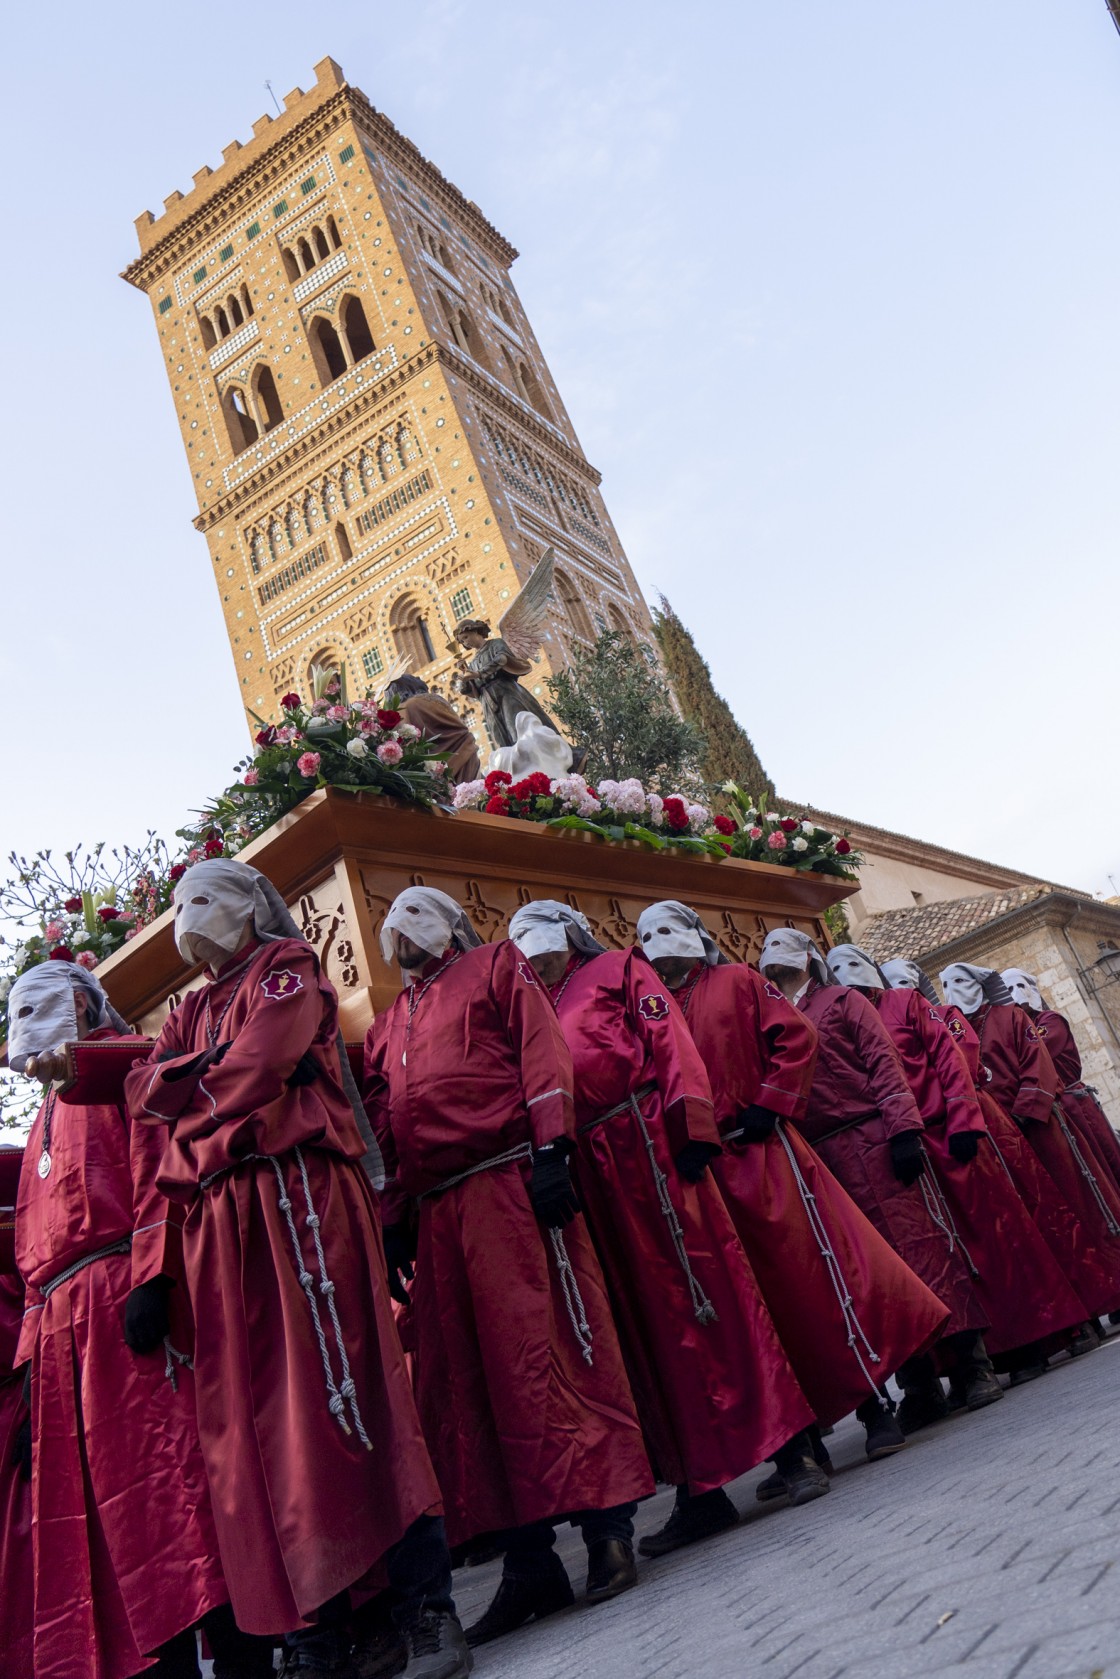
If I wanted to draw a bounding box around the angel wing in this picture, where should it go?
[497,547,555,662]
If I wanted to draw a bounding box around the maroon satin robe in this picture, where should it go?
[0,1152,32,1679]
[363,941,654,1547]
[872,990,1083,1358]
[1031,1008,1120,1192]
[549,948,812,1491]
[17,1032,227,1679]
[796,983,984,1339]
[126,939,442,1635]
[678,965,947,1422]
[968,1002,1120,1318]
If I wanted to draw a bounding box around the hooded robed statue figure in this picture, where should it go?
[453,549,564,750]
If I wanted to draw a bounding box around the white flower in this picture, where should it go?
[396,723,420,741]
[721,780,739,795]
[452,779,487,809]
[687,803,711,831]
[801,820,816,834]
[577,794,602,817]
[346,738,369,759]
[792,836,809,852]
[765,812,782,823]
[646,794,664,826]
[428,761,448,777]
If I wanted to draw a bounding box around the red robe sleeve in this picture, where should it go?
[753,973,819,1121]
[128,947,323,1131]
[491,942,576,1150]
[844,989,925,1138]
[1008,1008,1061,1124]
[129,1108,185,1287]
[1035,1011,1081,1087]
[361,1014,411,1229]
[621,952,717,1154]
[915,1002,987,1139]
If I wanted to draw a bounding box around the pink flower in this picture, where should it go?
[429,761,448,777]
[244,768,260,786]
[749,826,764,840]
[767,831,787,852]
[76,950,99,969]
[44,920,65,942]
[326,704,349,722]
[377,740,404,766]
[297,751,321,778]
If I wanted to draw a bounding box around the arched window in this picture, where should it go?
[308,315,348,385]
[313,225,330,262]
[396,423,420,467]
[286,508,303,548]
[268,519,285,562]
[340,464,356,507]
[307,648,346,694]
[282,247,300,283]
[297,236,314,274]
[215,305,230,339]
[303,491,320,531]
[326,215,341,250]
[607,604,632,640]
[253,365,284,432]
[335,521,353,562]
[377,438,396,479]
[438,241,456,273]
[223,386,258,453]
[339,295,375,365]
[228,294,244,329]
[322,479,338,523]
[199,314,216,350]
[556,570,594,643]
[390,594,437,670]
[249,530,265,574]
[359,451,376,493]
[241,284,254,318]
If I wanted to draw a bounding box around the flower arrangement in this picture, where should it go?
[712,785,862,877]
[452,771,730,858]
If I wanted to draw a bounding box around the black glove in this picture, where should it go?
[735,1104,779,1143]
[530,1148,580,1229]
[1013,1113,1035,1132]
[674,1140,721,1182]
[382,1223,417,1307]
[288,1050,320,1087]
[124,1276,173,1353]
[160,1041,232,1081]
[948,1131,982,1165]
[889,1131,925,1186]
[11,1416,31,1483]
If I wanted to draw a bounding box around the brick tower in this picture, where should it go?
[123,56,657,747]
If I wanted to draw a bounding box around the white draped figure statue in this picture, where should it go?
[489,711,575,781]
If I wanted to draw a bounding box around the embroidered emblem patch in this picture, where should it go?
[1024,1024,1038,1042]
[948,1018,965,1038]
[261,968,303,1001]
[1036,1024,1048,1039]
[638,992,670,1021]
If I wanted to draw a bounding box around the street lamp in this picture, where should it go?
[1086,944,1120,993]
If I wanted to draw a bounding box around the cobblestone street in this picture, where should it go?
[457,1336,1120,1679]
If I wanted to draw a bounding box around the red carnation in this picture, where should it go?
[663,796,689,834]
[169,864,187,882]
[204,838,225,858]
[511,779,535,801]
[280,692,301,710]
[835,837,852,856]
[717,840,732,854]
[780,818,798,834]
[713,814,736,836]
[485,795,510,816]
[484,770,512,793]
[49,946,74,962]
[64,896,83,913]
[97,906,120,922]
[527,772,552,796]
[256,726,278,747]
[377,709,401,731]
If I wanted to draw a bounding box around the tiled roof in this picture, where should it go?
[855,887,1051,963]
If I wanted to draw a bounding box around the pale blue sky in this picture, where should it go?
[1,0,1117,893]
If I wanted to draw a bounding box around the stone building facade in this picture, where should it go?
[123,57,655,746]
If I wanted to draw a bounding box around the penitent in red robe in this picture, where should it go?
[17,1031,227,1679]
[796,983,985,1341]
[125,939,442,1636]
[0,1151,32,1679]
[549,948,812,1492]
[1031,1008,1120,1195]
[871,989,1083,1359]
[966,1002,1120,1318]
[363,940,654,1548]
[677,965,947,1423]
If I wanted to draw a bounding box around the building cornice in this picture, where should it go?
[917,890,1120,973]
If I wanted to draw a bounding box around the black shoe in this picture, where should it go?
[401,1611,472,1677]
[463,1566,573,1649]
[638,1488,739,1556]
[863,1407,907,1461]
[1069,1324,1100,1357]
[897,1380,950,1436]
[779,1455,831,1507]
[1008,1360,1048,1387]
[755,1451,834,1502]
[585,1539,638,1604]
[278,1651,357,1679]
[963,1367,1004,1411]
[353,1626,408,1679]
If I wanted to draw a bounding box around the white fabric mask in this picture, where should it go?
[881,959,939,1004]
[1002,969,1043,1011]
[760,928,833,986]
[174,863,257,967]
[509,901,604,959]
[636,901,718,964]
[380,887,482,964]
[940,966,985,1016]
[827,945,885,990]
[7,962,128,1073]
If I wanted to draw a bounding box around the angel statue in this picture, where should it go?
[453,548,563,750]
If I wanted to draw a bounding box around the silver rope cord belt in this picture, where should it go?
[583,1084,715,1326]
[201,1147,373,1446]
[1052,1102,1120,1238]
[773,1121,884,1397]
[917,1146,980,1278]
[40,1237,132,1299]
[419,1139,595,1365]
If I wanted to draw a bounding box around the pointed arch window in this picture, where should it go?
[555,569,594,643]
[223,385,258,453]
[253,365,284,432]
[308,315,348,385]
[339,295,375,365]
[390,594,437,670]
